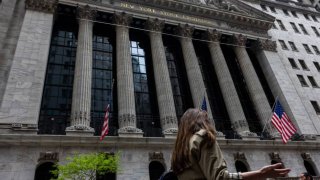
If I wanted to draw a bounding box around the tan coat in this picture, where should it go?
[177,129,240,180]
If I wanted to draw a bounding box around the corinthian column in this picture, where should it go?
[113,12,143,137]
[145,18,178,137]
[232,34,272,134]
[67,5,96,135]
[206,30,251,136]
[176,24,214,121]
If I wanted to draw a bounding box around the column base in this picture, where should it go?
[0,123,38,134]
[238,131,259,140]
[163,128,178,138]
[65,125,94,136]
[216,131,226,140]
[118,126,143,137]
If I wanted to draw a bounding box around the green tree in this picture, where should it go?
[51,152,120,180]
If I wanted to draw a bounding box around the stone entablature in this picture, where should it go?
[58,0,274,38]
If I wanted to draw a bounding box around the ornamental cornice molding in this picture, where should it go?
[25,0,58,13]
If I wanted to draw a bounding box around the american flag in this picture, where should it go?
[100,104,110,141]
[271,100,297,143]
[201,96,207,111]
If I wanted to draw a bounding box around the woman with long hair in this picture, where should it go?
[171,108,290,180]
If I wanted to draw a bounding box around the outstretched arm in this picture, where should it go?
[241,163,290,180]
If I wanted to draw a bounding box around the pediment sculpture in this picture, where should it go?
[184,0,247,14]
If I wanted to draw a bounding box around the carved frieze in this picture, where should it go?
[113,12,132,26]
[25,0,58,13]
[145,18,165,32]
[232,34,247,46]
[78,5,97,20]
[206,29,221,42]
[256,39,277,52]
[38,152,59,162]
[176,24,195,38]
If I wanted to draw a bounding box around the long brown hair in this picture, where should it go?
[171,108,216,174]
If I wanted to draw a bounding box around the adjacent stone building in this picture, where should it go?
[0,0,319,179]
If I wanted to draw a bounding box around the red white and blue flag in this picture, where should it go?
[100,104,110,141]
[271,100,297,143]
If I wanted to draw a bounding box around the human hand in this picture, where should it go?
[259,163,290,179]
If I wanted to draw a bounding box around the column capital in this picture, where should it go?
[77,5,97,20]
[232,34,247,47]
[25,0,58,13]
[113,12,132,26]
[176,24,194,38]
[206,29,221,42]
[256,38,277,52]
[145,18,165,32]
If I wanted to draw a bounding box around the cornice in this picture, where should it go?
[0,134,319,150]
[260,0,320,15]
[122,0,274,32]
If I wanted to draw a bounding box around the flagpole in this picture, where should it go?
[261,96,279,136]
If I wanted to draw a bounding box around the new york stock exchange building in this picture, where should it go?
[0,0,320,179]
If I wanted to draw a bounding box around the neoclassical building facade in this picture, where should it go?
[0,0,319,179]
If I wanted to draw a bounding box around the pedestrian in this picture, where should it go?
[171,108,291,179]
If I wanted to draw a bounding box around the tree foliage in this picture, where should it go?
[51,152,120,180]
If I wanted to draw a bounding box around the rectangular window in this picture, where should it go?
[290,22,300,33]
[312,45,320,54]
[291,11,298,17]
[288,58,299,69]
[283,9,289,16]
[279,40,288,50]
[304,14,310,20]
[289,41,298,51]
[303,44,313,53]
[299,24,309,35]
[311,26,320,36]
[308,76,319,87]
[277,20,286,30]
[314,61,320,71]
[298,59,309,70]
[311,101,320,114]
[297,75,308,86]
[270,6,276,13]
[311,15,318,22]
[261,4,267,11]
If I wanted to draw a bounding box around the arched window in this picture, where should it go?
[34,162,57,180]
[235,160,249,172]
[149,161,165,180]
[304,160,317,176]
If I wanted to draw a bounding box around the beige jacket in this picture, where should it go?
[177,129,241,180]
